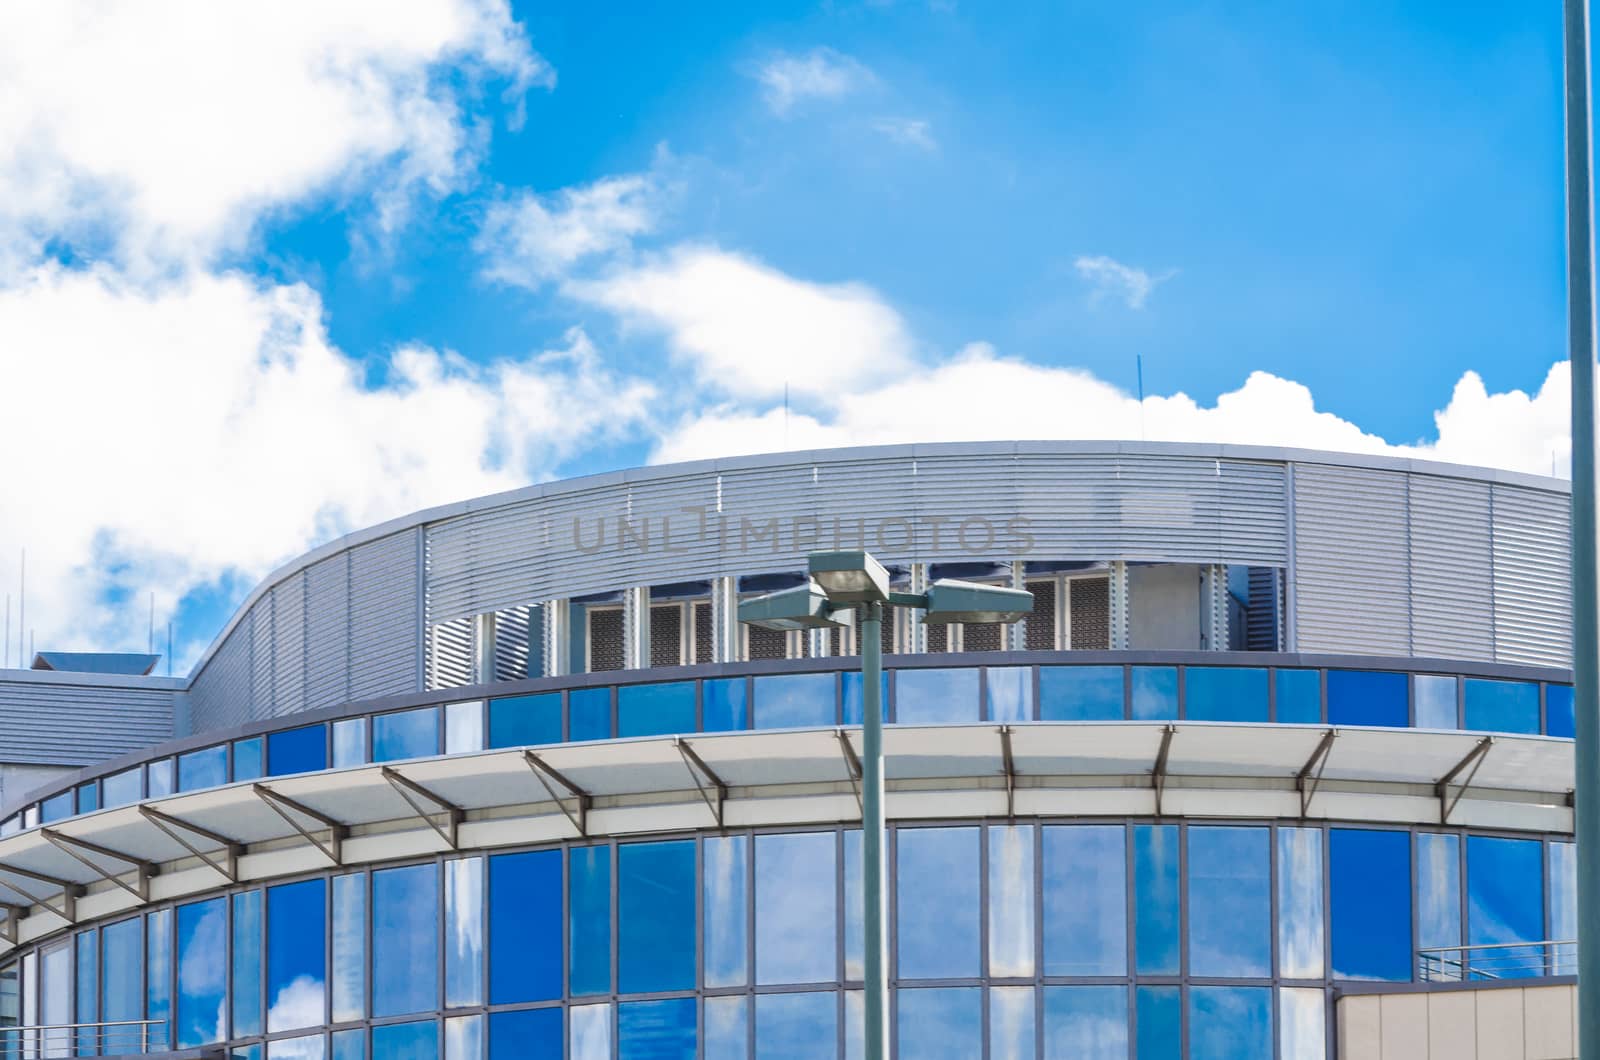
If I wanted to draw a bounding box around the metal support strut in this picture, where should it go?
[252,784,346,866]
[139,806,242,884]
[524,751,592,837]
[676,739,728,828]
[381,768,465,850]
[1296,729,1339,819]
[836,729,864,814]
[40,829,156,902]
[1436,736,1494,825]
[1152,725,1176,816]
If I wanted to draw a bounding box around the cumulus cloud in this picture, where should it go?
[478,173,660,288]
[1074,254,1173,309]
[753,48,872,115]
[0,0,549,268]
[872,117,936,150]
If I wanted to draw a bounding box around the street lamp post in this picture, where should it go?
[739,550,1032,1060]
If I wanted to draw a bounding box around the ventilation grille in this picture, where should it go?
[1025,580,1057,651]
[495,606,534,682]
[1244,568,1281,652]
[747,624,787,661]
[650,604,683,667]
[427,616,474,690]
[963,622,1002,652]
[1070,578,1110,650]
[588,609,624,672]
[693,602,713,664]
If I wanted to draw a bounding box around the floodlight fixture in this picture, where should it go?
[736,581,855,632]
[808,549,891,602]
[921,578,1035,625]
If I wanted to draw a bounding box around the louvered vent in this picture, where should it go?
[1070,578,1111,650]
[494,606,534,682]
[426,616,474,690]
[747,625,788,660]
[588,609,624,672]
[1245,568,1281,652]
[650,604,683,667]
[693,602,713,664]
[1025,580,1057,651]
[963,622,1002,652]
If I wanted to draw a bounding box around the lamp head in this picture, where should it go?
[807,549,891,602]
[737,581,857,631]
[921,579,1034,625]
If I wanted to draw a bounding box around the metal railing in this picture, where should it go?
[1418,940,1577,982]
[0,1019,165,1057]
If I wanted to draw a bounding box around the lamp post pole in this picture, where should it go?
[860,600,888,1060]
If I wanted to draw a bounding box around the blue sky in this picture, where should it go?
[0,0,1579,666]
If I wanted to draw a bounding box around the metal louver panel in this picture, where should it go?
[650,604,683,667]
[426,616,474,690]
[1292,465,1410,655]
[1069,578,1110,650]
[271,572,306,719]
[494,606,534,682]
[1410,475,1492,661]
[588,609,624,672]
[0,678,176,766]
[963,623,1002,652]
[1244,567,1281,652]
[1024,580,1057,651]
[1492,484,1571,666]
[303,552,350,711]
[747,624,787,661]
[348,529,422,702]
[693,603,713,664]
[249,593,274,722]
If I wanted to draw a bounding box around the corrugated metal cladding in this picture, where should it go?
[0,679,174,766]
[424,452,1292,623]
[1293,468,1571,666]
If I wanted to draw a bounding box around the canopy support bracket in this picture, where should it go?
[1437,736,1494,824]
[836,729,864,815]
[381,767,464,850]
[253,784,346,866]
[676,739,728,829]
[999,725,1018,818]
[139,805,241,884]
[0,903,19,944]
[1296,729,1339,819]
[524,751,591,837]
[1152,725,1177,816]
[0,869,79,925]
[41,829,156,903]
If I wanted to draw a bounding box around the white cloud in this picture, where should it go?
[0,0,549,268]
[872,117,936,150]
[478,173,659,288]
[1074,254,1173,309]
[754,48,872,116]
[567,245,916,400]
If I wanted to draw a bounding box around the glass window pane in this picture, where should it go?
[146,908,173,1049]
[1277,827,1326,979]
[704,835,748,988]
[844,829,862,980]
[233,737,265,781]
[147,757,175,797]
[1326,670,1408,728]
[332,1029,365,1060]
[1131,666,1178,720]
[332,873,365,1022]
[897,987,981,1060]
[1463,679,1540,735]
[1189,826,1270,977]
[755,832,837,985]
[373,707,440,762]
[897,826,979,978]
[842,671,887,726]
[618,682,697,738]
[332,718,367,767]
[267,879,325,1032]
[234,1046,265,1060]
[1039,666,1123,721]
[571,1003,612,1060]
[373,864,439,1017]
[1134,985,1180,1060]
[1042,985,1128,1060]
[1133,824,1179,976]
[845,991,863,1060]
[1417,833,1461,959]
[178,745,228,791]
[988,824,1035,978]
[753,673,835,729]
[703,678,748,732]
[39,942,69,1043]
[1042,826,1126,976]
[570,687,613,741]
[446,1014,484,1060]
[1413,675,1458,730]
[176,898,226,1047]
[445,857,485,1007]
[268,725,327,777]
[1329,829,1411,981]
[1551,842,1577,974]
[755,992,835,1060]
[445,701,485,754]
[1466,835,1544,976]
[75,930,97,1057]
[232,891,262,1037]
[619,841,696,993]
[39,790,72,823]
[1189,986,1271,1060]
[1185,667,1268,722]
[618,997,696,1060]
[76,781,99,814]
[372,1021,439,1060]
[268,1035,328,1060]
[704,996,748,1060]
[488,693,562,748]
[488,850,561,1004]
[895,667,980,724]
[1279,987,1326,1060]
[990,986,1036,1060]
[987,666,1033,722]
[1275,669,1321,724]
[490,1009,562,1060]
[1548,684,1575,738]
[570,846,612,996]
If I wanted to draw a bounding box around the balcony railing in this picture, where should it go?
[0,1019,165,1057]
[1418,940,1577,981]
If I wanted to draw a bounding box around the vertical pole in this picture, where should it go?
[1566,1,1600,1056]
[861,600,888,1060]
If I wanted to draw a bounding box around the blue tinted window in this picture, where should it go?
[101,767,142,808]
[571,1001,612,1060]
[619,841,695,993]
[990,986,1035,1060]
[986,666,1033,722]
[1548,684,1575,738]
[755,992,834,1060]
[490,1009,562,1060]
[1413,675,1458,730]
[570,687,613,741]
[176,898,226,1047]
[570,846,611,995]
[76,782,99,814]
[488,693,562,748]
[1189,986,1271,1060]
[842,670,887,726]
[1467,836,1544,976]
[1278,827,1326,979]
[148,907,173,1049]
[898,987,981,1059]
[1464,679,1540,735]
[332,718,368,767]
[755,832,836,984]
[489,850,561,1004]
[371,1021,438,1060]
[844,830,863,980]
[618,997,696,1060]
[1329,829,1411,980]
[445,701,483,755]
[76,930,98,1056]
[1327,670,1408,728]
[268,879,325,1031]
[988,824,1035,978]
[232,891,262,1037]
[753,673,835,729]
[1136,986,1180,1060]
[373,864,439,1017]
[704,835,748,988]
[703,678,748,732]
[1043,826,1126,976]
[373,707,440,762]
[1042,985,1128,1060]
[269,725,328,777]
[1188,826,1271,977]
[1275,669,1321,724]
[178,745,228,791]
[332,873,365,1022]
[895,667,979,724]
[704,996,748,1060]
[1038,666,1123,720]
[1131,667,1178,720]
[1279,988,1325,1060]
[619,682,697,738]
[1551,842,1577,974]
[897,827,979,978]
[39,790,72,823]
[233,737,265,781]
[448,1017,484,1060]
[1418,833,1461,956]
[102,916,142,1025]
[445,858,484,1007]
[148,757,175,797]
[1133,824,1179,975]
[332,1029,365,1060]
[1184,667,1268,722]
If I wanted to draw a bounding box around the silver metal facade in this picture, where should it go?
[0,672,179,767]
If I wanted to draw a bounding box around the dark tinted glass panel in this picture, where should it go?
[618,997,696,1060]
[704,835,748,988]
[1042,985,1128,1060]
[373,707,440,762]
[268,725,327,777]
[233,737,265,781]
[1417,833,1461,955]
[1463,679,1540,735]
[232,891,262,1036]
[619,841,696,993]
[267,878,325,1032]
[488,692,562,748]
[1188,826,1271,977]
[896,827,979,978]
[1548,684,1575,738]
[618,682,697,738]
[986,666,1033,722]
[176,898,226,1047]
[373,864,439,1017]
[371,1020,438,1060]
[1329,829,1411,980]
[39,790,72,823]
[76,782,99,814]
[102,916,142,1025]
[755,832,836,984]
[1467,836,1544,976]
[841,670,887,726]
[703,678,748,732]
[1189,986,1271,1060]
[1038,666,1123,721]
[1131,667,1178,720]
[1136,986,1181,1060]
[1184,667,1268,722]
[570,846,611,995]
[1133,824,1179,975]
[178,745,229,791]
[101,766,143,807]
[897,987,982,1059]
[755,992,834,1060]
[753,673,835,729]
[894,667,979,724]
[570,687,613,742]
[489,850,561,1004]
[1275,668,1321,724]
[490,1008,562,1060]
[1043,826,1126,976]
[1413,675,1458,730]
[1326,670,1408,728]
